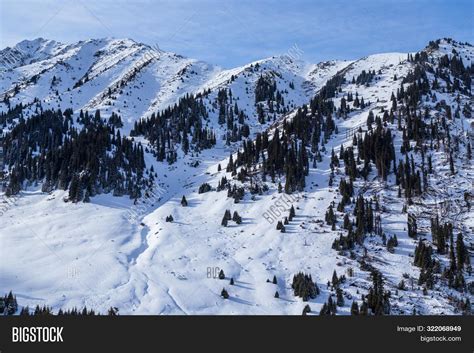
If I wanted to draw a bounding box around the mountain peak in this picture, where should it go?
[0,37,65,70]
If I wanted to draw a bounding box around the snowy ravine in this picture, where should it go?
[0,37,472,315]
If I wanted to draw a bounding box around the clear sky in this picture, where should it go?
[0,0,472,68]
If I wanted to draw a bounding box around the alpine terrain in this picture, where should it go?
[0,37,472,315]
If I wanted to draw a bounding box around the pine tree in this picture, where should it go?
[360,301,368,315]
[181,195,188,207]
[328,296,337,315]
[218,269,225,280]
[221,215,228,227]
[351,301,359,315]
[289,205,296,219]
[336,288,345,307]
[463,298,471,315]
[455,233,467,270]
[332,270,339,288]
[408,214,417,238]
[319,302,329,315]
[232,211,242,224]
[20,306,30,316]
[68,174,81,203]
[83,189,91,203]
[221,288,229,299]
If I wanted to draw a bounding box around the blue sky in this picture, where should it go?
[1,0,472,67]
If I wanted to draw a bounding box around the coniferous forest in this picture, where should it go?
[2,107,147,200]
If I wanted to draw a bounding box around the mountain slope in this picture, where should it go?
[0,38,349,134]
[0,38,472,315]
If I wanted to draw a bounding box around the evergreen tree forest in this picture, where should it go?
[2,107,147,200]
[131,93,217,162]
[328,41,473,303]
[225,72,340,194]
[0,290,124,316]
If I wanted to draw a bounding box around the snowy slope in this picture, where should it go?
[0,38,472,315]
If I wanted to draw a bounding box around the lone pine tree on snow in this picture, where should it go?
[218,269,225,280]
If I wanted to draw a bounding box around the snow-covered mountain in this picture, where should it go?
[0,38,65,70]
[0,37,348,134]
[0,37,472,316]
